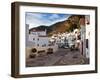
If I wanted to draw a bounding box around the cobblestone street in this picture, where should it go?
[26,48,89,67]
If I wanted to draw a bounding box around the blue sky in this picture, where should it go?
[26,12,71,29]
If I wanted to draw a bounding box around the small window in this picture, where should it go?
[44,44,46,47]
[33,38,35,40]
[42,44,46,47]
[37,38,39,41]
[37,44,39,46]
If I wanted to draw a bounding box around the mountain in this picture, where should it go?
[29,15,84,36]
[29,25,52,34]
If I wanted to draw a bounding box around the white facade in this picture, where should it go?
[37,36,49,47]
[26,24,29,46]
[85,15,90,58]
[30,31,46,36]
[29,30,49,47]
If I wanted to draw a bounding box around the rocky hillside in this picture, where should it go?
[29,15,85,36]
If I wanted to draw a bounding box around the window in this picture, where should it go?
[37,38,39,41]
[33,38,35,40]
[42,44,46,47]
[37,44,39,46]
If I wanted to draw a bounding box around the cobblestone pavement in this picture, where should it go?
[26,48,89,67]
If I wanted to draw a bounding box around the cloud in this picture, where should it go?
[26,12,71,29]
[48,14,60,20]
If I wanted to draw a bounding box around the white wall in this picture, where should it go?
[0,0,100,80]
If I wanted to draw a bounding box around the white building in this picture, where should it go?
[30,30,46,36]
[26,24,58,58]
[79,16,90,58]
[26,24,29,46]
[85,15,90,58]
[29,29,49,48]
